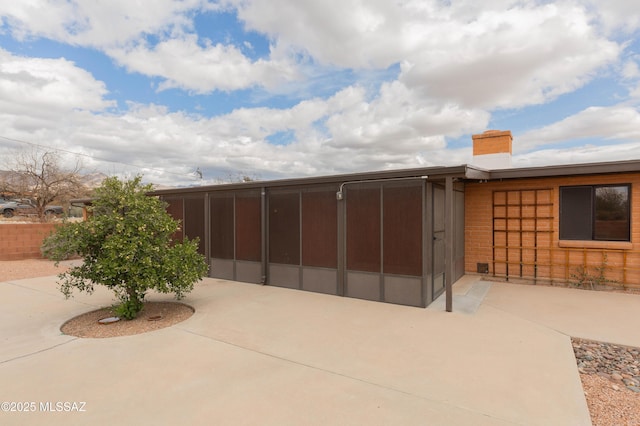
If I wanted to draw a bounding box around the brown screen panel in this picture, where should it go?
[210,195,234,259]
[383,184,422,276]
[347,186,381,272]
[269,192,300,265]
[184,197,205,255]
[302,190,337,268]
[164,197,184,242]
[235,193,262,261]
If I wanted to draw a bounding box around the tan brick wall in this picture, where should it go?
[465,172,640,288]
[0,224,58,260]
[472,130,512,155]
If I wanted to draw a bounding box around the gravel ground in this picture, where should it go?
[61,302,194,338]
[2,258,640,423]
[573,338,640,425]
[582,374,640,426]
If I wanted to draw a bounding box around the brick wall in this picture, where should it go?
[0,224,58,260]
[465,172,640,288]
[472,130,512,155]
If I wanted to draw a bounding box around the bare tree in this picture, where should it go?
[1,148,86,221]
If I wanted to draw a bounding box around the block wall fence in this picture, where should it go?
[465,172,640,288]
[0,223,58,260]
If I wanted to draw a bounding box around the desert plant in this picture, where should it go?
[42,176,208,319]
[569,254,617,290]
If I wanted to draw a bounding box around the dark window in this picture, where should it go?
[560,185,630,241]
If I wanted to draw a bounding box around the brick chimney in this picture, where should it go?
[472,130,513,169]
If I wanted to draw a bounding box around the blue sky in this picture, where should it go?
[1,1,640,186]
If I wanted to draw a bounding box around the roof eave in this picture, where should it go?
[150,164,476,196]
[488,159,640,180]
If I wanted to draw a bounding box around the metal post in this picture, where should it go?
[261,188,267,285]
[336,184,346,296]
[445,176,454,312]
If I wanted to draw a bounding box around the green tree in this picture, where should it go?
[42,176,208,319]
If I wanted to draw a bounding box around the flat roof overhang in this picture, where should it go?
[143,158,640,197]
[485,159,640,180]
[150,164,490,196]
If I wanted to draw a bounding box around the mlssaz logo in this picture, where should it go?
[39,401,87,412]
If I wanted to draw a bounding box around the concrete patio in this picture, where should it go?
[2,274,640,425]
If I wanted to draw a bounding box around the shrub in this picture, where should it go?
[569,254,618,291]
[42,176,208,319]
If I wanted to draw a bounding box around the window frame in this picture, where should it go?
[559,184,631,242]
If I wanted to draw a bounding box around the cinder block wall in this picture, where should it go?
[0,224,58,260]
[465,172,640,288]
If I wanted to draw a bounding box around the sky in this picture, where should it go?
[1,1,640,187]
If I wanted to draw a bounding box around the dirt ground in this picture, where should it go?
[0,258,75,281]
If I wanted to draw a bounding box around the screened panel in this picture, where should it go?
[164,197,184,242]
[235,193,262,261]
[432,184,446,296]
[455,190,465,260]
[302,190,337,268]
[269,192,300,265]
[347,186,381,273]
[383,184,422,276]
[210,195,234,259]
[433,184,445,231]
[184,197,205,255]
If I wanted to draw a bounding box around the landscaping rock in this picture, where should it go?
[572,338,640,387]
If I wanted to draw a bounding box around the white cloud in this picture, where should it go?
[230,0,407,69]
[398,3,620,109]
[0,1,304,93]
[225,1,622,110]
[516,105,640,152]
[323,81,488,152]
[1,1,640,185]
[0,75,488,186]
[514,140,640,168]
[107,35,298,93]
[0,48,114,133]
[1,1,626,104]
[0,0,203,47]
[622,59,640,79]
[588,0,640,34]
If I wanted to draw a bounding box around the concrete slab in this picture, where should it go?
[428,275,492,314]
[4,274,637,425]
[483,281,640,347]
[0,278,114,363]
